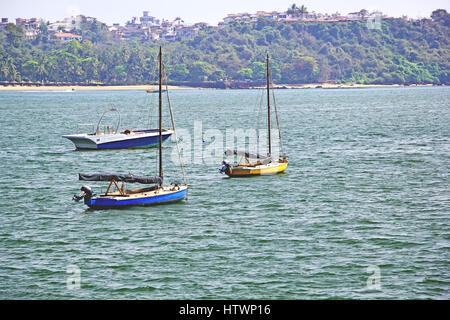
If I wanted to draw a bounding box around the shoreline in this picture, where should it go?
[0,83,439,92]
[0,84,197,92]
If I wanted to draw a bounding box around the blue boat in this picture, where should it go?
[74,174,187,209]
[73,47,188,209]
[85,187,187,209]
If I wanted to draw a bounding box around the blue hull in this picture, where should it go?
[84,189,187,209]
[97,132,171,149]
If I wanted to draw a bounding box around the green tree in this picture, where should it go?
[251,61,266,80]
[52,51,83,82]
[36,55,48,83]
[22,60,39,80]
[287,4,299,17]
[125,48,145,84]
[189,61,213,81]
[210,69,226,81]
[299,5,308,19]
[66,39,82,55]
[287,4,308,18]
[82,57,99,83]
[113,65,127,83]
[431,9,450,26]
[170,63,189,81]
[5,23,25,48]
[282,56,319,83]
[39,19,48,34]
[237,67,253,80]
[0,55,17,81]
[359,9,369,19]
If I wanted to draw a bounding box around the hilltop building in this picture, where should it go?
[219,9,386,25]
[53,32,82,43]
[15,17,40,39]
[110,11,201,42]
[4,8,390,43]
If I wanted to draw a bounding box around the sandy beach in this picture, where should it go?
[0,84,198,92]
[269,83,434,89]
[0,83,434,91]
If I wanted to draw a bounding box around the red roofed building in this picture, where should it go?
[54,32,82,43]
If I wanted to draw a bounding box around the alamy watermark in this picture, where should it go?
[170,120,282,166]
[67,264,81,290]
[366,265,382,290]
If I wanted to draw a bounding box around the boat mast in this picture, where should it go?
[267,54,271,155]
[159,46,163,184]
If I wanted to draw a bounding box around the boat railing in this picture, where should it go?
[76,123,115,135]
[95,107,121,135]
[97,124,115,135]
[76,123,95,134]
[75,107,121,135]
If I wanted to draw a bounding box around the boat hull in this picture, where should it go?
[84,186,187,209]
[225,160,288,177]
[63,129,173,150]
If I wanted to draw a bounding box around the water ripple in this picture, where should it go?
[0,87,449,299]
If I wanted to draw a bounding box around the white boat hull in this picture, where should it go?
[62,129,173,149]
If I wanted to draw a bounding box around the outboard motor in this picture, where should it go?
[219,160,230,174]
[73,185,93,202]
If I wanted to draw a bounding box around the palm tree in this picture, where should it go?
[0,59,9,80]
[287,4,308,18]
[359,9,369,19]
[299,5,308,19]
[0,56,17,81]
[36,55,48,83]
[287,4,299,17]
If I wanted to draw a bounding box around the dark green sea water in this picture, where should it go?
[0,87,448,299]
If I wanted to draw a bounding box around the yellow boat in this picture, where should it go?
[220,54,288,178]
[221,156,288,177]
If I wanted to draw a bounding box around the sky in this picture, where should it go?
[1,0,449,25]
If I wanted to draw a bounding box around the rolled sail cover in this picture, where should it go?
[79,173,162,185]
[224,149,271,160]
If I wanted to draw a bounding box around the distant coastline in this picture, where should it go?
[0,83,440,92]
[0,84,195,92]
[1,10,448,89]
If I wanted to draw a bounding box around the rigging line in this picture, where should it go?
[147,94,153,130]
[255,85,265,137]
[143,93,152,129]
[140,80,154,129]
[162,62,188,193]
[269,66,286,158]
[146,56,158,129]
[136,90,147,126]
[143,60,157,129]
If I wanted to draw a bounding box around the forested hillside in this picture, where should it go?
[1,9,449,85]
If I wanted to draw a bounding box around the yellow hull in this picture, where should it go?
[226,160,288,177]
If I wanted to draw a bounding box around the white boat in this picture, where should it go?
[62,108,173,149]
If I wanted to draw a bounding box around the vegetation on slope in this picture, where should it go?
[0,9,449,85]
